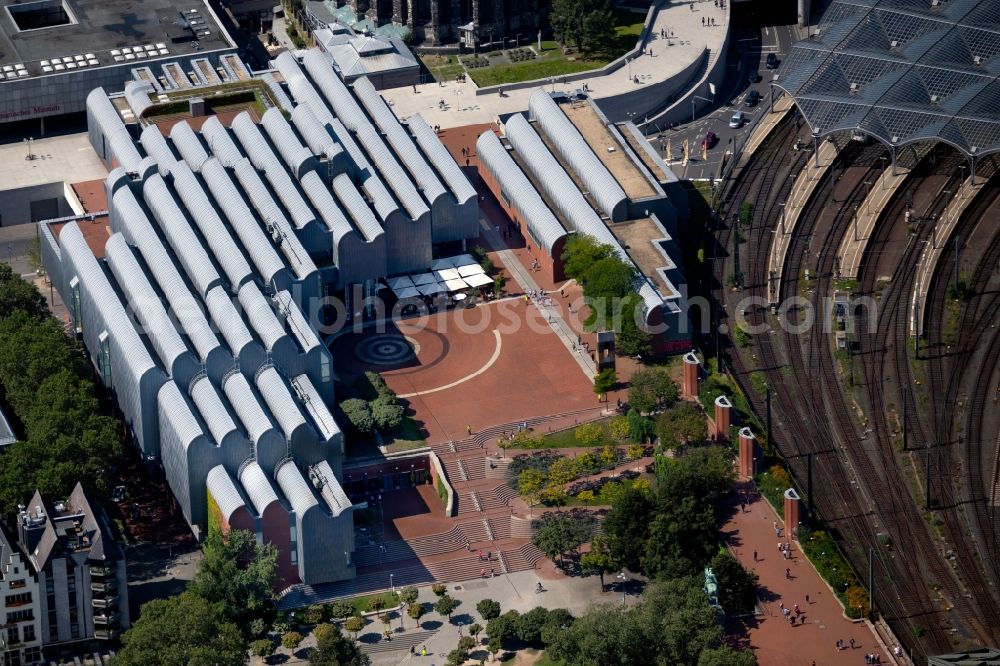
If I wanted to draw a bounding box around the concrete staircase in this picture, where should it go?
[442,457,467,482]
[488,516,511,540]
[485,456,510,479]
[463,456,486,480]
[500,543,544,573]
[358,628,437,655]
[477,484,517,510]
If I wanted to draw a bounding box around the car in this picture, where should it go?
[766,53,779,69]
[745,90,761,107]
[701,131,717,150]
[748,70,761,83]
[729,111,745,128]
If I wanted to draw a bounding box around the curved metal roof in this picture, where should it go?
[189,374,240,446]
[110,187,222,363]
[200,158,287,284]
[776,0,1000,159]
[104,233,191,374]
[407,114,478,205]
[206,465,248,520]
[292,374,340,441]
[332,173,384,242]
[353,77,447,204]
[309,460,350,516]
[223,370,276,446]
[255,365,308,441]
[505,114,608,238]
[123,80,154,118]
[238,281,287,352]
[476,130,567,256]
[275,290,321,352]
[231,112,318,232]
[86,88,126,140]
[142,174,224,297]
[238,459,280,514]
[157,380,205,449]
[302,50,367,130]
[199,116,244,168]
[300,171,355,243]
[107,129,144,174]
[261,107,317,177]
[258,72,295,113]
[528,91,627,218]
[169,162,254,291]
[274,458,319,515]
[140,125,178,176]
[170,121,210,172]
[204,285,256,357]
[290,104,344,161]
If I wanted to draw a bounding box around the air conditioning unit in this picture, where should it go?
[973,55,983,65]
[890,40,899,48]
[930,94,939,103]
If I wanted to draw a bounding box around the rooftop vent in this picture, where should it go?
[849,82,859,92]
[930,94,940,103]
[973,55,982,66]
[890,40,899,48]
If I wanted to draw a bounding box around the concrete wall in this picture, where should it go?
[0,182,75,226]
[595,47,707,124]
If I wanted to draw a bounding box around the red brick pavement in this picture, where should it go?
[721,483,900,666]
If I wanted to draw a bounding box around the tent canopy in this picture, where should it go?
[387,275,415,290]
[411,272,438,286]
[464,273,494,288]
[395,286,421,299]
[434,268,462,282]
[431,257,455,270]
[417,282,445,296]
[457,263,485,277]
[444,278,468,292]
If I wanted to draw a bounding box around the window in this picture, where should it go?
[7,610,34,623]
[98,332,112,388]
[7,626,19,645]
[22,624,36,642]
[5,592,32,607]
[8,579,26,589]
[290,549,298,565]
[320,354,331,384]
[70,278,82,335]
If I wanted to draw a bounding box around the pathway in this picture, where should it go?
[720,482,906,666]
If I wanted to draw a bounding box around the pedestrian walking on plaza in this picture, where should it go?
[701,16,705,25]
[481,568,486,578]
[850,638,856,649]
[411,646,416,655]
[794,604,800,616]
[752,549,757,562]
[491,567,496,577]
[785,567,791,579]
[805,594,810,604]
[836,639,842,650]
[467,424,472,435]
[421,646,427,656]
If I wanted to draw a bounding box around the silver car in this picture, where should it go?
[730,111,745,128]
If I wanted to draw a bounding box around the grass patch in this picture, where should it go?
[836,278,858,292]
[436,476,448,507]
[383,416,427,453]
[942,299,961,347]
[798,526,867,619]
[346,591,401,616]
[755,465,790,520]
[420,54,465,82]
[750,371,767,395]
[536,417,616,449]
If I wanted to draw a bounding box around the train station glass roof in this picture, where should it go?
[774,0,1000,160]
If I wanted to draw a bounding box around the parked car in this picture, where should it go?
[748,70,761,83]
[729,111,746,128]
[745,90,761,107]
[766,53,779,69]
[700,131,717,150]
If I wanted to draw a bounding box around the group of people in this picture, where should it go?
[778,601,803,625]
[701,16,718,26]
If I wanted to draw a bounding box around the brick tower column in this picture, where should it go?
[430,0,440,45]
[738,427,757,478]
[392,0,402,26]
[713,395,732,440]
[784,488,802,537]
[682,351,699,400]
[406,0,414,30]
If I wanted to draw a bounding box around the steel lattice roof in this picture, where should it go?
[775,0,1000,159]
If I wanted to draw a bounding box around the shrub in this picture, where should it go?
[575,422,604,447]
[327,601,355,620]
[371,394,405,431]
[477,598,501,621]
[281,631,303,650]
[250,638,273,657]
[340,398,374,434]
[432,583,448,597]
[303,604,326,624]
[249,618,267,638]
[343,615,365,639]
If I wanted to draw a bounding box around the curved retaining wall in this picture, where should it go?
[596,47,707,123]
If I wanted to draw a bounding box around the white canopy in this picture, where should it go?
[411,272,438,286]
[395,286,422,299]
[463,273,494,288]
[444,278,468,292]
[457,263,485,277]
[434,268,462,282]
[417,282,445,296]
[431,257,455,270]
[386,275,414,290]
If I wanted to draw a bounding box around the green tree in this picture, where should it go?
[477,598,501,621]
[616,293,654,358]
[340,398,374,434]
[575,422,604,447]
[446,647,470,666]
[655,402,708,450]
[0,263,47,320]
[250,638,274,657]
[594,368,617,397]
[310,623,371,665]
[602,484,654,571]
[399,586,419,607]
[408,602,426,627]
[328,601,355,619]
[585,258,637,300]
[628,367,679,414]
[641,496,719,579]
[343,615,366,641]
[710,551,758,615]
[532,511,593,565]
[435,595,458,621]
[609,416,631,441]
[549,0,615,54]
[547,603,647,665]
[188,529,277,631]
[635,578,724,665]
[469,622,483,640]
[626,443,645,462]
[370,596,386,618]
[304,604,327,624]
[282,631,304,650]
[599,444,618,468]
[432,583,447,597]
[115,593,246,666]
[580,535,621,591]
[697,647,758,666]
[656,446,734,505]
[546,456,579,487]
[516,606,550,644]
[485,610,521,650]
[561,235,616,282]
[370,394,405,431]
[518,468,547,515]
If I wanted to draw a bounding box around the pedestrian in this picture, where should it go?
[779,602,784,611]
[421,646,427,656]
[794,604,800,615]
[491,567,496,577]
[805,594,810,604]
[752,549,757,562]
[777,541,782,552]
[773,521,778,532]
[481,568,486,578]
[467,424,472,436]
[411,645,416,655]
[701,16,705,25]
[487,551,492,561]
[785,567,791,579]
[836,639,842,651]
[740,502,746,512]
[413,84,417,93]
[850,638,855,649]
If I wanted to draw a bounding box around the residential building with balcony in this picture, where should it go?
[11,483,129,662]
[0,525,42,666]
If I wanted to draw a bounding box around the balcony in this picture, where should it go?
[91,594,119,608]
[90,579,117,593]
[94,627,120,640]
[89,564,113,577]
[93,611,120,626]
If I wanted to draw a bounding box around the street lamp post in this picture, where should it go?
[863,179,871,216]
[617,571,627,606]
[390,573,395,594]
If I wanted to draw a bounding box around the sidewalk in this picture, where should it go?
[720,482,901,666]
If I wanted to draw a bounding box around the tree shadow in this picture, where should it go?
[422,619,443,631]
[358,631,383,645]
[756,584,781,603]
[451,612,474,626]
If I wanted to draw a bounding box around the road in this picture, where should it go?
[645,11,802,181]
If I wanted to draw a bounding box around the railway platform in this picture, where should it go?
[837,164,911,280]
